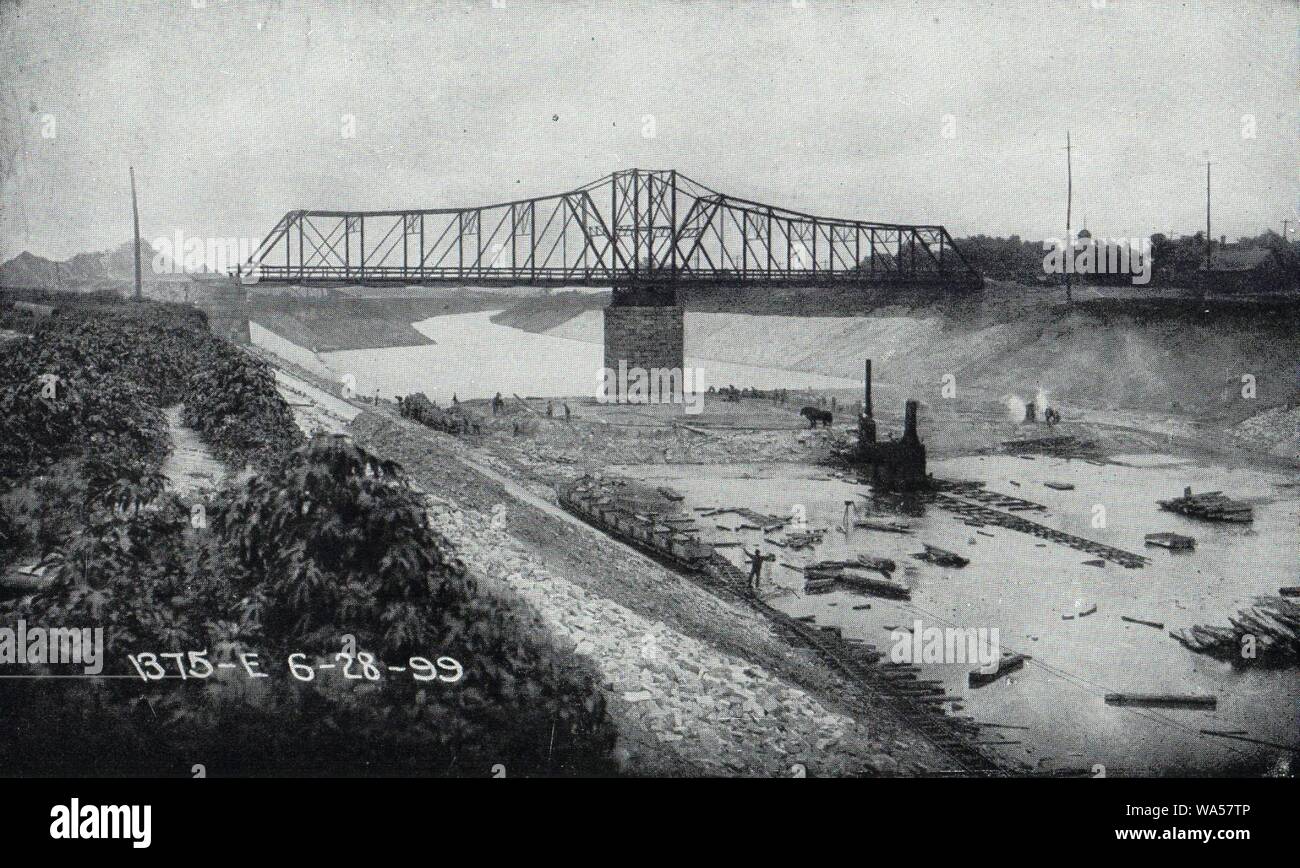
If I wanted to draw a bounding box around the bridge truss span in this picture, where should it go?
[238,169,981,289]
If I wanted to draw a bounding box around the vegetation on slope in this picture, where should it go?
[0,295,615,776]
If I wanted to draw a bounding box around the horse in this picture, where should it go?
[799,406,833,428]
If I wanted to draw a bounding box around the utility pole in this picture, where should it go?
[1204,160,1212,270]
[130,166,143,301]
[1064,132,1073,304]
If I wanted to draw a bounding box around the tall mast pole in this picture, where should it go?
[130,166,142,301]
[1064,132,1072,304]
[1205,161,1212,269]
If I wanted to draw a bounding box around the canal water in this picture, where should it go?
[260,310,864,401]
[613,454,1300,776]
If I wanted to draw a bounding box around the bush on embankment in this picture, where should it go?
[0,435,617,776]
[0,297,302,486]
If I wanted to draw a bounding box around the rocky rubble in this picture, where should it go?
[423,497,901,776]
[1227,404,1300,461]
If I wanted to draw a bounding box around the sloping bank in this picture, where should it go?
[497,288,1300,417]
[347,410,950,775]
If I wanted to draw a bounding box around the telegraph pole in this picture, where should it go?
[1064,132,1073,304]
[1204,161,1212,270]
[130,166,143,301]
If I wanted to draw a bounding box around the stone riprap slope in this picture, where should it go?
[426,499,902,776]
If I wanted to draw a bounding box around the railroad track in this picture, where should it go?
[698,553,1014,777]
[557,492,1014,776]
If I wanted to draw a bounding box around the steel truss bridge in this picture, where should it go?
[238,169,981,289]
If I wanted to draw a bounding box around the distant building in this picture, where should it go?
[1201,245,1287,292]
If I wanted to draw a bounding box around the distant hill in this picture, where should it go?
[0,240,197,293]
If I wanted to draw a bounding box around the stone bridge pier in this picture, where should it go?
[602,285,685,401]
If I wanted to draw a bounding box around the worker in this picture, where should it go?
[741,546,767,594]
[492,392,504,415]
[563,402,571,421]
[547,400,554,418]
[452,393,458,405]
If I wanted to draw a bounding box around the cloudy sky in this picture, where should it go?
[1,0,1296,260]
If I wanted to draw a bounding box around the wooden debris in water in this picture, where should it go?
[911,544,970,568]
[1121,615,1164,629]
[785,530,825,549]
[1157,488,1253,523]
[805,558,909,599]
[1061,602,1097,620]
[853,518,913,534]
[1043,481,1075,490]
[1170,595,1300,661]
[1104,693,1217,710]
[968,651,1030,688]
[1278,586,1300,598]
[1145,531,1196,550]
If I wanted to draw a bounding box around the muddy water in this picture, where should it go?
[613,455,1299,776]
[285,311,864,401]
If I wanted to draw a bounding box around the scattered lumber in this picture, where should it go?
[1158,488,1253,523]
[968,651,1030,688]
[1169,595,1300,662]
[1145,532,1196,550]
[910,544,970,568]
[785,530,824,548]
[1105,693,1217,709]
[853,518,913,534]
[1121,615,1164,630]
[1279,587,1300,598]
[656,486,685,502]
[1043,481,1075,491]
[804,559,910,599]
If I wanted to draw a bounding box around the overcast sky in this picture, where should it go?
[1,0,1296,260]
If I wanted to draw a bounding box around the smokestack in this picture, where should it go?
[864,359,873,418]
[904,399,919,443]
